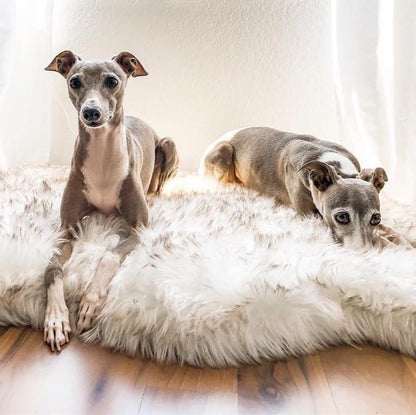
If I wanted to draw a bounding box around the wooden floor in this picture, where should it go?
[0,328,415,414]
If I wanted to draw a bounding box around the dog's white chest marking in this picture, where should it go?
[81,127,129,215]
[318,151,358,175]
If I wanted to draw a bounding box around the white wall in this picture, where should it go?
[50,0,338,171]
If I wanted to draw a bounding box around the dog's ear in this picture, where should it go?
[45,50,81,78]
[300,161,340,192]
[112,52,148,77]
[360,167,388,193]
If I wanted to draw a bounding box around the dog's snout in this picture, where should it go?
[341,226,375,251]
[82,106,102,123]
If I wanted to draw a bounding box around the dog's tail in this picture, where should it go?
[148,137,179,194]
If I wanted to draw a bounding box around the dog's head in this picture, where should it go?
[45,50,147,129]
[301,161,388,250]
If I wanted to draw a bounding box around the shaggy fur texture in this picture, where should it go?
[1,165,416,367]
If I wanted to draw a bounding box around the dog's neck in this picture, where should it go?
[77,107,130,214]
[77,107,126,156]
[75,107,129,179]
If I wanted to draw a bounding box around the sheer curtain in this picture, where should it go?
[332,0,416,203]
[0,0,52,170]
[0,1,15,169]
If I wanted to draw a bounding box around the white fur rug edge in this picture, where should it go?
[1,165,416,367]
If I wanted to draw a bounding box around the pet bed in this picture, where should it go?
[1,165,416,367]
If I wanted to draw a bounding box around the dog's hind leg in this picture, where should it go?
[148,137,179,194]
[201,140,239,184]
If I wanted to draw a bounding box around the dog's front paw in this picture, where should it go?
[77,289,106,333]
[44,305,71,352]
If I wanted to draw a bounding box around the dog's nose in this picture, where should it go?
[82,106,102,122]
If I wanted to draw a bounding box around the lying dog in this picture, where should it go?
[201,127,393,250]
[43,50,179,351]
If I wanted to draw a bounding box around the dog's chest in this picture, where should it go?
[81,136,129,215]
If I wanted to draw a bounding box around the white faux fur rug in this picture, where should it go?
[1,165,416,367]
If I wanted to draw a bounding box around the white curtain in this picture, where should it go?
[0,1,15,169]
[0,0,52,169]
[332,0,416,203]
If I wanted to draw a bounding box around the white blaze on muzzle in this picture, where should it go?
[342,223,374,251]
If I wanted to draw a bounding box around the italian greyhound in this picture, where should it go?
[43,50,179,351]
[201,127,393,250]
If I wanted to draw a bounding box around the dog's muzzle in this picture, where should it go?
[82,106,103,127]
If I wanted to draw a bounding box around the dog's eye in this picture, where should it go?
[105,77,118,89]
[334,212,350,225]
[370,213,381,226]
[69,77,81,89]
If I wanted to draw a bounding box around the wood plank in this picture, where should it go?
[145,361,237,392]
[0,329,416,415]
[194,367,238,393]
[299,354,338,415]
[138,386,237,415]
[85,345,149,415]
[0,327,30,364]
[319,346,416,415]
[237,355,337,415]
[145,361,191,390]
[238,360,287,414]
[0,329,148,415]
[140,359,238,413]
[0,326,10,337]
[271,357,317,414]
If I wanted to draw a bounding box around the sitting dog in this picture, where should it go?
[201,127,393,250]
[43,50,179,351]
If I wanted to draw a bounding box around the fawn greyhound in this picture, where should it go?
[43,50,179,351]
[201,127,392,250]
